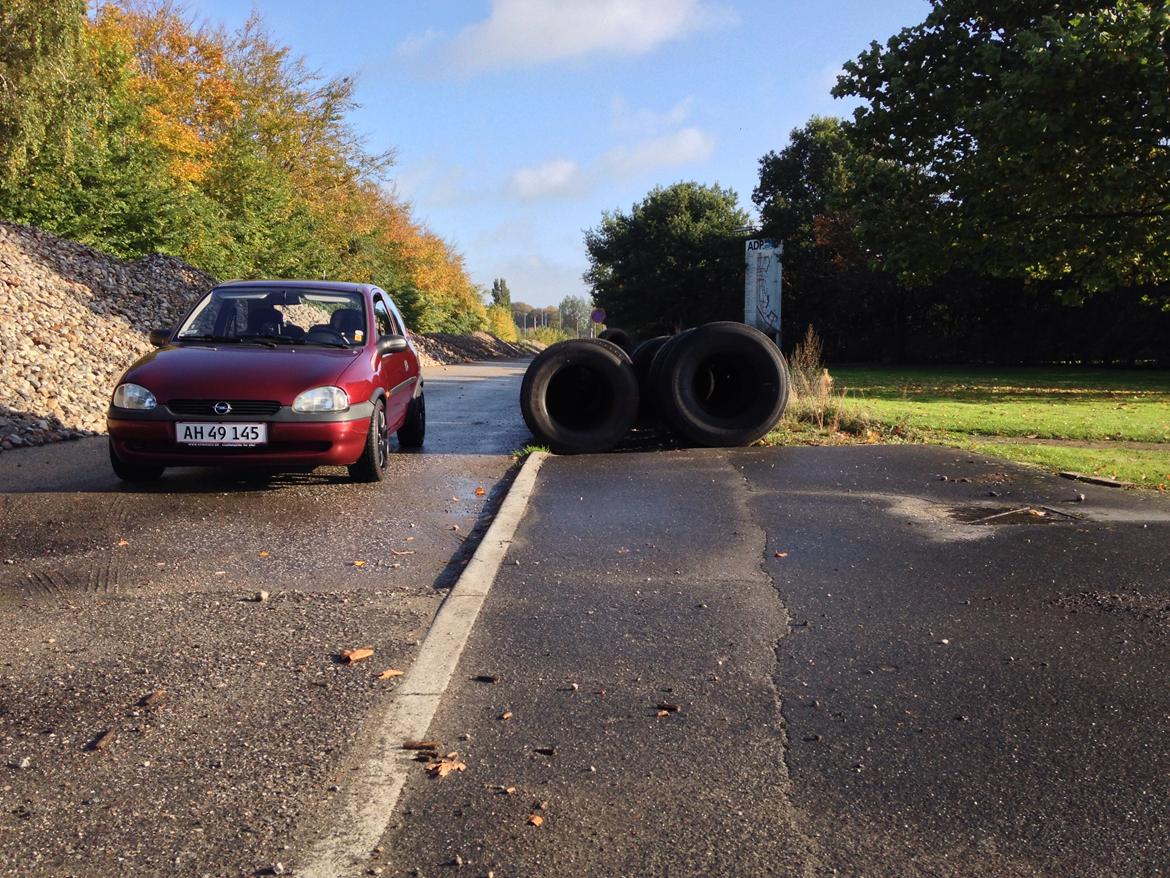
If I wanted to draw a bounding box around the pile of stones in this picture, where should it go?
[0,221,215,452]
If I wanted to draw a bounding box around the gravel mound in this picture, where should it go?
[412,330,539,365]
[0,221,214,451]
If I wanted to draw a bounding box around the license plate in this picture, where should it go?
[176,422,267,446]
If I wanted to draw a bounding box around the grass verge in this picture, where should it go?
[765,355,1170,490]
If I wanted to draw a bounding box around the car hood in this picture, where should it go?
[122,344,361,405]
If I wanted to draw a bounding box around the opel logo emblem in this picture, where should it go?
[213,401,232,415]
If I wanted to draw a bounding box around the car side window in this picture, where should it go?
[373,297,394,337]
[385,297,407,336]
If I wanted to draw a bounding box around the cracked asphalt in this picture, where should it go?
[377,446,1170,878]
[0,361,531,878]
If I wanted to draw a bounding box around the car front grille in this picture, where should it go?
[166,399,282,417]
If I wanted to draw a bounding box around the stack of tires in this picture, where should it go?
[520,321,789,454]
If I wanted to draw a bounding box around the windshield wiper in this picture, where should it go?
[176,334,241,343]
[236,334,280,348]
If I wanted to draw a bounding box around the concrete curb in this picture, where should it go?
[297,451,548,878]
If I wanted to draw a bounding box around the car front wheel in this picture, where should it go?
[348,399,389,483]
[108,439,164,483]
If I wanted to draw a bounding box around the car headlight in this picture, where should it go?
[112,383,157,410]
[292,386,350,413]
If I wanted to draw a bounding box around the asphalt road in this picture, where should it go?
[378,446,1170,878]
[0,360,531,878]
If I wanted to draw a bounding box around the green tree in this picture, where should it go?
[490,278,511,308]
[558,294,590,336]
[584,182,750,334]
[834,1,1170,292]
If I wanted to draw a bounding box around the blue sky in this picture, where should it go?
[186,1,930,307]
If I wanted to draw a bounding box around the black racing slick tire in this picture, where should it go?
[630,335,670,420]
[348,399,390,482]
[520,339,640,454]
[652,321,790,447]
[597,327,633,353]
[397,391,426,449]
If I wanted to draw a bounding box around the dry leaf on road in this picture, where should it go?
[402,740,439,751]
[341,646,374,664]
[258,551,269,558]
[87,729,116,752]
[378,668,404,680]
[475,487,486,497]
[499,710,513,721]
[426,756,467,778]
[352,560,366,568]
[139,689,168,709]
[527,814,544,827]
[774,551,788,558]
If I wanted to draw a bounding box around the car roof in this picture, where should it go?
[214,279,371,294]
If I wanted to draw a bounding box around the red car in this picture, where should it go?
[107,280,425,483]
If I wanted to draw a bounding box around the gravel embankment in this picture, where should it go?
[0,222,214,451]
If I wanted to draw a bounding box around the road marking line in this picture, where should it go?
[297,452,547,878]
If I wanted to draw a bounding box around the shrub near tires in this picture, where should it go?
[652,321,790,447]
[520,338,640,454]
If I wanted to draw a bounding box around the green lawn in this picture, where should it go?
[768,366,1170,490]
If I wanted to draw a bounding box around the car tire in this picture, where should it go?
[631,335,670,420]
[653,321,790,447]
[397,392,426,449]
[108,438,164,482]
[348,399,389,482]
[520,339,639,454]
[597,327,633,353]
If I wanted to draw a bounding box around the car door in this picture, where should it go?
[372,293,411,426]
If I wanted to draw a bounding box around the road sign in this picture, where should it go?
[744,239,782,343]
[590,307,606,324]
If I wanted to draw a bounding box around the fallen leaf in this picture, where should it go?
[341,646,374,664]
[426,756,467,778]
[258,551,269,558]
[116,538,129,548]
[378,668,404,680]
[88,729,115,752]
[475,487,486,497]
[390,549,415,557]
[402,740,440,751]
[139,689,168,709]
[498,711,513,721]
[773,551,789,558]
[527,814,544,827]
[352,560,366,568]
[656,710,670,718]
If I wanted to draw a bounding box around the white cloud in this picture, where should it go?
[603,126,715,176]
[407,0,736,75]
[611,95,694,137]
[509,159,585,200]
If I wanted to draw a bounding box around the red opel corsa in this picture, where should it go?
[107,280,425,483]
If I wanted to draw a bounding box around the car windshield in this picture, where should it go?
[175,288,368,347]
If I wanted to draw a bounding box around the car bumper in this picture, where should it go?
[108,406,372,468]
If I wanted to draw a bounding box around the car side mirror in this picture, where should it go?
[376,333,408,356]
[148,328,171,347]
